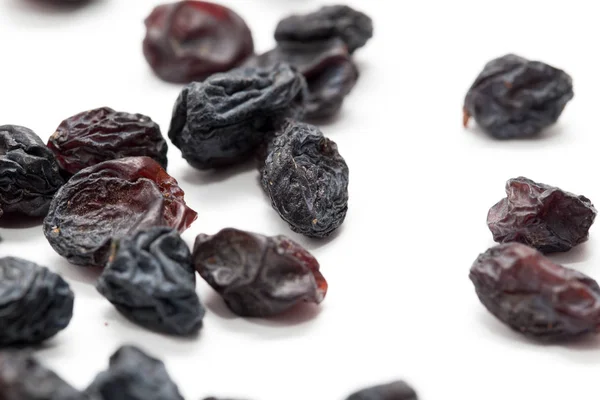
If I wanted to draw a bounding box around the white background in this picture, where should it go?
[0,0,599,399]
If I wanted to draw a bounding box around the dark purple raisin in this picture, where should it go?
[463,54,574,139]
[488,177,597,253]
[470,242,600,340]
[143,0,254,84]
[47,107,168,176]
[193,228,327,317]
[0,257,73,346]
[346,381,418,400]
[43,157,197,268]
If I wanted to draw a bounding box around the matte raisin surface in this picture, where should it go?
[168,64,307,169]
[488,177,596,253]
[261,120,349,238]
[47,107,168,176]
[193,228,327,317]
[0,125,64,217]
[463,54,574,139]
[470,243,600,340]
[346,381,418,400]
[43,157,197,267]
[0,257,73,346]
[143,0,254,83]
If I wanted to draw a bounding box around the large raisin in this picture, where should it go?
[43,157,197,267]
[488,177,596,253]
[470,243,600,340]
[346,381,418,400]
[275,5,373,54]
[143,1,254,84]
[0,257,73,346]
[47,107,168,176]
[0,125,64,217]
[463,54,574,139]
[193,228,327,317]
[260,120,349,238]
[96,227,205,336]
[168,64,307,170]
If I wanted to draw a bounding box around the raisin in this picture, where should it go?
[0,257,74,346]
[488,177,597,253]
[463,54,574,139]
[143,1,254,84]
[260,120,349,238]
[47,107,168,176]
[346,381,418,400]
[43,157,197,267]
[470,242,600,340]
[86,345,184,400]
[96,227,205,336]
[193,228,327,317]
[275,5,373,54]
[0,125,64,217]
[168,64,307,170]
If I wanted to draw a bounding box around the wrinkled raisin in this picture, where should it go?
[43,157,197,267]
[463,54,574,139]
[143,0,254,83]
[260,120,349,238]
[96,227,205,336]
[47,107,168,176]
[488,177,596,253]
[0,125,64,217]
[0,257,73,346]
[168,64,307,170]
[193,228,327,317]
[346,381,418,400]
[470,243,600,340]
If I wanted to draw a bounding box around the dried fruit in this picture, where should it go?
[470,242,600,340]
[43,157,197,267]
[96,227,205,336]
[275,5,373,54]
[143,0,254,83]
[261,120,349,238]
[86,345,184,400]
[168,64,307,169]
[47,107,168,176]
[463,54,574,139]
[193,228,327,317]
[488,177,596,253]
[0,257,74,346]
[0,125,64,217]
[346,381,418,400]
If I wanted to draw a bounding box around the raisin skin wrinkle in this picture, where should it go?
[43,157,197,268]
[463,54,574,139]
[47,107,168,176]
[470,243,600,341]
[261,120,349,238]
[0,125,65,217]
[0,257,74,346]
[168,64,307,170]
[488,177,597,253]
[346,381,418,400]
[193,228,328,318]
[86,345,184,400]
[96,227,205,336]
[143,0,254,84]
[275,5,373,54]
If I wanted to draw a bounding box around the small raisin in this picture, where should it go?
[193,228,327,317]
[346,381,418,400]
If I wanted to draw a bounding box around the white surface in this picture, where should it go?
[0,0,599,399]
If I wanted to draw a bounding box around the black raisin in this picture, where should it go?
[346,381,418,400]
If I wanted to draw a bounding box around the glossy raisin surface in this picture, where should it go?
[463,54,574,139]
[470,243,600,340]
[168,64,307,169]
[47,107,168,176]
[488,177,596,253]
[143,0,254,83]
[261,120,349,238]
[0,125,64,217]
[193,228,327,317]
[275,5,373,54]
[346,381,418,400]
[43,157,197,267]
